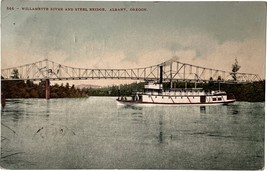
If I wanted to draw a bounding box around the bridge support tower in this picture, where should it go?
[45,79,50,100]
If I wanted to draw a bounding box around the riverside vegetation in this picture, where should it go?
[1,79,265,102]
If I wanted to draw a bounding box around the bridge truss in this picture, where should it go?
[1,58,261,83]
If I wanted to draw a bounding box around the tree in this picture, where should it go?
[71,84,75,90]
[11,69,19,79]
[231,58,241,81]
[65,82,70,89]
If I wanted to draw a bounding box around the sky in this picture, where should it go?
[1,1,266,86]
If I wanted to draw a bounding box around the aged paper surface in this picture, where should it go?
[1,1,265,169]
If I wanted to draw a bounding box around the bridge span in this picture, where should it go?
[1,58,261,82]
[1,58,261,99]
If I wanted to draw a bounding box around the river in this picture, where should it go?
[0,97,264,169]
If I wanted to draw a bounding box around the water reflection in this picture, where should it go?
[45,100,50,120]
[200,106,206,114]
[227,104,240,115]
[12,113,21,123]
[159,114,163,143]
[4,109,25,123]
[131,111,143,119]
[117,104,144,125]
[118,105,143,111]
[1,99,54,123]
[232,110,239,115]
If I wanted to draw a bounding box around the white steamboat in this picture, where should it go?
[116,66,236,106]
[116,81,236,106]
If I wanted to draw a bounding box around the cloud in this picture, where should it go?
[2,1,265,85]
[171,38,265,78]
[205,38,265,77]
[2,30,265,79]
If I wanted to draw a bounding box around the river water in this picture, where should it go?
[0,97,264,169]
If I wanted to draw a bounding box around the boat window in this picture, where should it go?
[212,98,216,101]
[155,96,157,98]
[218,97,222,101]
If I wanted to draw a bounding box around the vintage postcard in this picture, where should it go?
[1,1,265,169]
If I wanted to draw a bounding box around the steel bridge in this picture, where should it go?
[1,58,261,82]
[1,58,261,99]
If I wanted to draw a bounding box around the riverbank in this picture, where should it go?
[1,80,265,102]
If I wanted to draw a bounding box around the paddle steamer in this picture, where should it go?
[116,66,236,106]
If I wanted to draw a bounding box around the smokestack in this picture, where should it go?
[160,65,163,84]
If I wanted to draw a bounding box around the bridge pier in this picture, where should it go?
[45,79,50,100]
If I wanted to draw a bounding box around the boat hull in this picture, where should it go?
[116,99,236,107]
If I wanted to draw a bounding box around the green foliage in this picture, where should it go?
[85,82,144,97]
[1,79,265,102]
[197,80,265,102]
[159,81,264,102]
[1,80,88,98]
[11,69,19,79]
[231,58,241,81]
